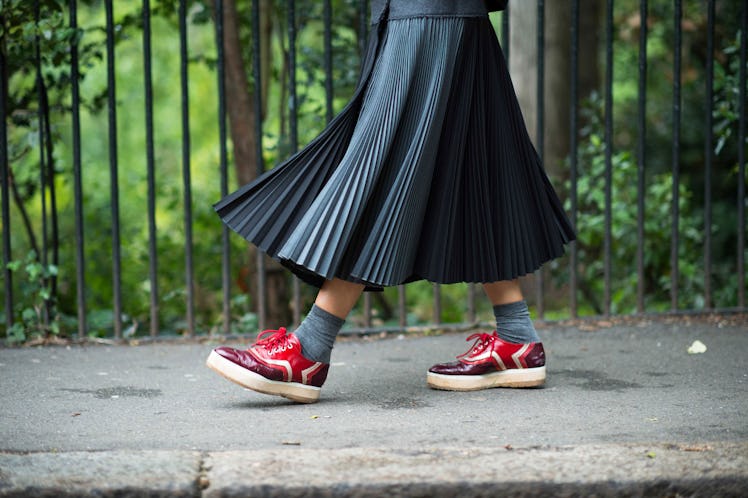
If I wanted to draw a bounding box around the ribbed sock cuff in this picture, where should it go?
[294,305,345,363]
[493,300,540,344]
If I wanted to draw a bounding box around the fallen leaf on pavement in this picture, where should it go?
[687,340,707,354]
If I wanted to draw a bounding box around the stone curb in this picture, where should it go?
[0,450,201,498]
[1,442,746,497]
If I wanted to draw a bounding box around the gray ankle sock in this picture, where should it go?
[493,300,540,344]
[293,305,345,363]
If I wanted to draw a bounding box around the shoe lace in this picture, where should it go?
[252,327,293,354]
[456,332,498,359]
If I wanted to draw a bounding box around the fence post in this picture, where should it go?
[0,5,12,331]
[602,0,615,316]
[69,0,87,338]
[535,0,545,319]
[105,0,123,339]
[671,0,682,311]
[251,0,267,331]
[636,0,648,314]
[179,0,195,336]
[143,0,160,337]
[703,0,715,309]
[569,0,579,318]
[737,2,746,309]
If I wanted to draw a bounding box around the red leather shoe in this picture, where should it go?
[427,332,546,391]
[206,327,329,403]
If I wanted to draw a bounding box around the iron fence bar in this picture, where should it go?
[179,0,194,336]
[34,0,50,326]
[105,0,123,338]
[569,0,579,318]
[636,0,647,313]
[501,5,509,62]
[287,0,301,327]
[143,0,159,336]
[131,306,748,344]
[41,80,59,308]
[0,4,11,330]
[738,2,746,309]
[33,0,59,314]
[34,0,45,261]
[433,283,442,325]
[341,322,484,337]
[215,0,230,333]
[251,0,266,330]
[359,0,367,57]
[704,0,714,309]
[323,0,334,123]
[70,0,86,337]
[363,293,372,328]
[467,283,476,323]
[603,0,614,316]
[535,0,545,319]
[671,0,682,311]
[398,285,406,330]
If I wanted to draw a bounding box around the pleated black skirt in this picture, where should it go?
[215,0,576,290]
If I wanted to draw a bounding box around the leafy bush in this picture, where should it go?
[4,251,60,343]
[560,93,706,314]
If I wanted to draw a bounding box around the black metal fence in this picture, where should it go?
[0,0,746,341]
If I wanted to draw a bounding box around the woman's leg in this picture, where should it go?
[427,279,546,390]
[482,279,524,306]
[482,279,539,344]
[293,278,365,363]
[206,277,364,403]
[315,278,366,319]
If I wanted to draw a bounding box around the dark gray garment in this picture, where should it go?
[370,0,488,24]
[214,8,575,290]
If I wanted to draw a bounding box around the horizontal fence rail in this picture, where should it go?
[0,0,746,342]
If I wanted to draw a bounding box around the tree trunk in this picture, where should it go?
[218,0,291,327]
[509,0,599,176]
[508,4,540,151]
[221,0,257,187]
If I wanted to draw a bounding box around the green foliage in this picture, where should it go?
[1,1,745,343]
[1,0,368,339]
[713,29,747,158]
[561,93,709,314]
[257,0,364,165]
[701,22,748,307]
[714,65,740,156]
[4,251,60,343]
[226,293,258,335]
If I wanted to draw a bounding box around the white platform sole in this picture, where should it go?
[427,366,546,391]
[206,350,321,404]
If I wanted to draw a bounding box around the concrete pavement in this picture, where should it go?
[1,314,747,496]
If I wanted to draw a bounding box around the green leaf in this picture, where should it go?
[22,308,36,322]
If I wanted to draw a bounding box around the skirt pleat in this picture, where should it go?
[215,13,575,290]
